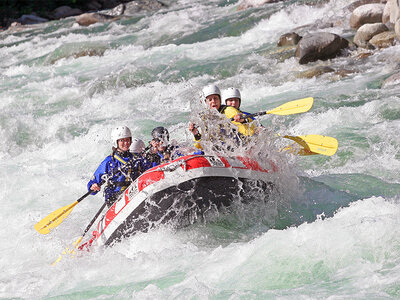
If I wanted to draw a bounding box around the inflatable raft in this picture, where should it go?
[86,154,279,247]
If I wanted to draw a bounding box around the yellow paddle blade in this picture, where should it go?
[51,236,82,266]
[284,135,338,156]
[267,97,314,115]
[34,201,79,235]
[299,135,338,156]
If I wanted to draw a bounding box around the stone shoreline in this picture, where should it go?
[2,0,400,85]
[1,0,167,29]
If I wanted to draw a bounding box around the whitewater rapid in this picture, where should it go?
[1,0,400,298]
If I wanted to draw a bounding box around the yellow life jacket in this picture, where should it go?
[221,106,256,137]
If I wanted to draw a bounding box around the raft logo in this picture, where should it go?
[129,182,139,198]
[206,156,225,167]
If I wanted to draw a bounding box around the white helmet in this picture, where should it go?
[202,84,221,99]
[130,138,145,154]
[222,87,241,103]
[111,126,132,147]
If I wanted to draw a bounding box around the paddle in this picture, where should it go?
[52,202,107,266]
[34,157,136,235]
[34,190,92,235]
[231,97,314,120]
[283,134,338,156]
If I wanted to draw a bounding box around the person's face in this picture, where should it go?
[226,97,240,109]
[151,138,167,153]
[205,94,221,110]
[117,137,131,152]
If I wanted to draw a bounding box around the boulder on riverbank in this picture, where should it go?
[16,14,49,25]
[350,3,386,29]
[123,0,167,14]
[277,32,302,46]
[346,0,387,12]
[369,30,397,47]
[385,0,400,24]
[75,13,120,26]
[237,0,283,11]
[353,23,388,47]
[1,0,167,29]
[382,72,400,87]
[74,1,167,26]
[295,32,349,64]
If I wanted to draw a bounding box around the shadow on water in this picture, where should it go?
[186,172,400,246]
[267,173,400,230]
[274,176,359,230]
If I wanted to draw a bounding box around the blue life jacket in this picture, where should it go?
[146,144,183,167]
[87,151,150,202]
[193,150,204,155]
[132,152,153,171]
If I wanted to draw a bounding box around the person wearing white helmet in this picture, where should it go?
[222,87,254,123]
[222,87,241,110]
[202,84,221,110]
[188,85,256,150]
[130,138,146,155]
[87,126,151,207]
[145,126,182,166]
[189,84,224,142]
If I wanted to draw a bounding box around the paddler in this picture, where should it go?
[88,126,151,207]
[145,126,181,166]
[188,85,256,148]
[222,87,254,122]
[131,137,153,170]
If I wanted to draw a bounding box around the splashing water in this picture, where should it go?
[1,0,400,298]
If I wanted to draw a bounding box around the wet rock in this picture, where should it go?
[237,0,282,10]
[354,23,388,47]
[106,3,125,16]
[346,0,386,12]
[382,72,400,87]
[382,1,392,24]
[386,0,400,24]
[17,14,48,25]
[74,0,166,26]
[369,30,397,47]
[123,0,167,15]
[395,18,400,38]
[277,32,302,46]
[44,42,107,64]
[334,69,357,77]
[5,22,24,33]
[75,12,119,26]
[356,50,374,59]
[296,66,335,79]
[295,32,349,64]
[350,4,386,29]
[52,6,83,19]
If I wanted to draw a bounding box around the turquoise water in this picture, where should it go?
[1,0,400,298]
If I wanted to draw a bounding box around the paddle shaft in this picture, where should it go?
[243,111,265,118]
[230,112,260,121]
[229,97,313,121]
[77,190,93,203]
[82,201,107,238]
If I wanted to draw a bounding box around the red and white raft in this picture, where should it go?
[87,154,279,247]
